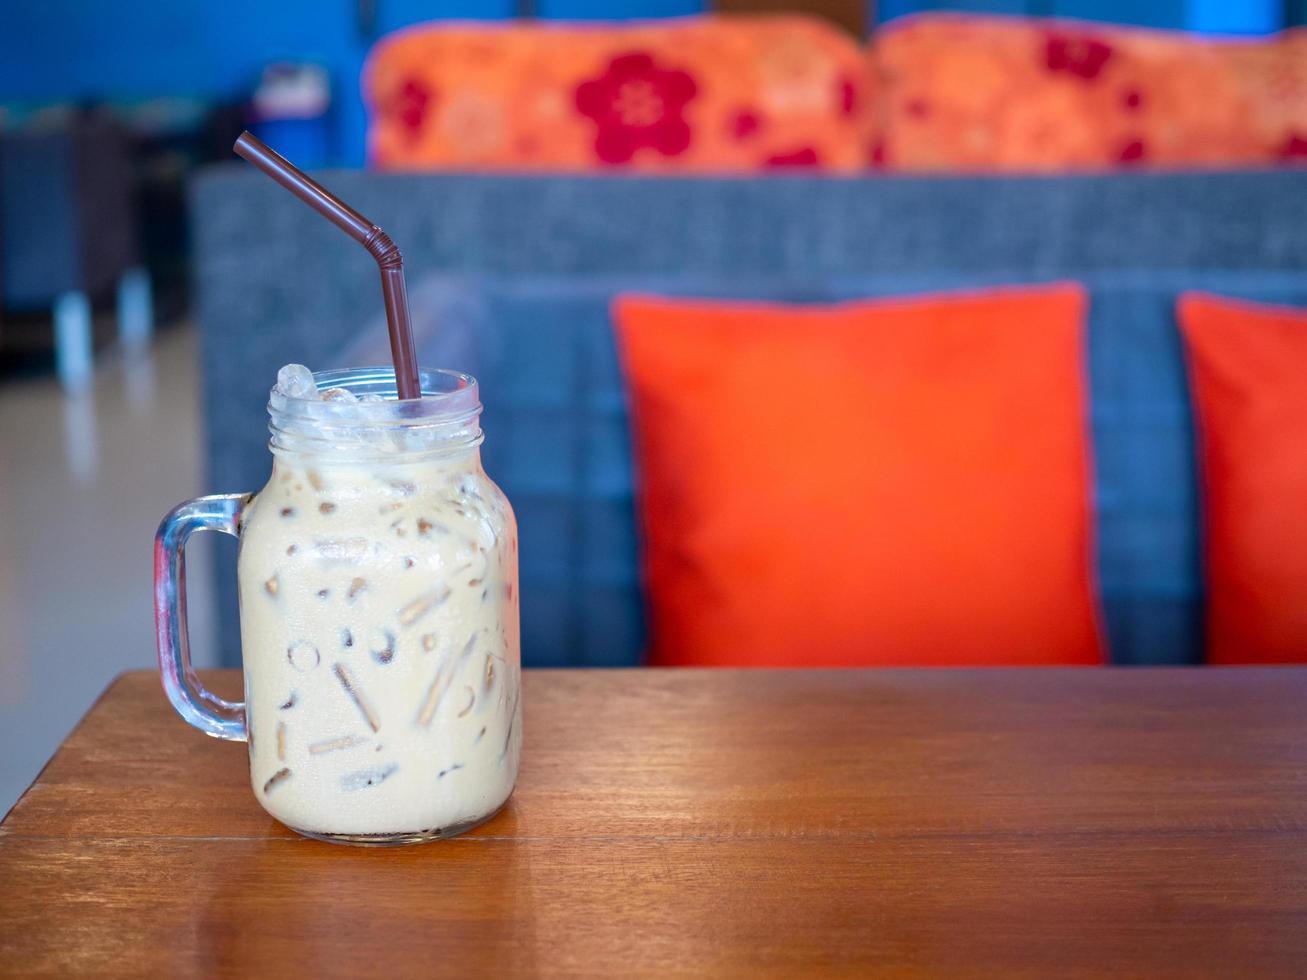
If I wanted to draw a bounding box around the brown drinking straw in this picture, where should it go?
[232,131,422,401]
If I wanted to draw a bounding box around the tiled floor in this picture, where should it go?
[0,326,221,815]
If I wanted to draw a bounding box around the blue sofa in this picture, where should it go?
[192,169,1307,668]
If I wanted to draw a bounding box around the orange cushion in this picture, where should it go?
[872,14,1307,172]
[614,285,1105,667]
[363,15,871,173]
[1180,294,1307,664]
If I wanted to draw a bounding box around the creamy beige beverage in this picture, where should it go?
[234,365,521,842]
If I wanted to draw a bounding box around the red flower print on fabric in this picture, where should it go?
[1280,134,1307,161]
[1118,139,1146,164]
[575,52,698,164]
[385,78,434,142]
[730,109,761,140]
[837,75,858,117]
[766,146,820,168]
[1045,34,1113,81]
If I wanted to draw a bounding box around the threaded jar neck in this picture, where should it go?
[267,366,483,464]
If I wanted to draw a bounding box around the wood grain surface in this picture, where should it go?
[2,668,1306,977]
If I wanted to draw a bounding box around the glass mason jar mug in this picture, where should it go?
[154,367,521,845]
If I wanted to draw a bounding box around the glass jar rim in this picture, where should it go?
[267,366,483,461]
[268,366,480,427]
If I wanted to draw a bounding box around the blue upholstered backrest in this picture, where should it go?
[192,170,1307,667]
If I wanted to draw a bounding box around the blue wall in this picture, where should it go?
[877,0,1288,31]
[0,1,527,165]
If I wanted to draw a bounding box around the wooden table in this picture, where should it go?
[2,669,1305,977]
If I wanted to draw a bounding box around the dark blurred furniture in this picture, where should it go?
[2,668,1305,974]
[714,0,867,36]
[191,169,1307,668]
[0,114,151,389]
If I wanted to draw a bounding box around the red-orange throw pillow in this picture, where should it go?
[1180,293,1307,664]
[614,285,1104,667]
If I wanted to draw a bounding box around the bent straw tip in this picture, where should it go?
[230,133,422,402]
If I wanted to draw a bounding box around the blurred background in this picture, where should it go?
[1,0,1304,813]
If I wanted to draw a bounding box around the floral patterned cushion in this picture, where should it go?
[364,16,871,172]
[872,14,1307,171]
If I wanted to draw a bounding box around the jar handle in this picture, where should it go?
[153,493,250,741]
